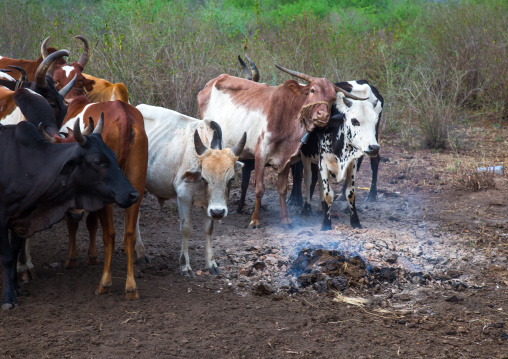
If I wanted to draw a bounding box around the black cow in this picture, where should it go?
[0,50,76,134]
[0,88,139,309]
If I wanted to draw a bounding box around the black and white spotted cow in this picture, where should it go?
[299,80,383,230]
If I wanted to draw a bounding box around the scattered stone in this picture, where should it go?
[196,270,202,276]
[445,295,464,303]
[254,283,273,296]
[364,243,375,250]
[252,261,266,271]
[386,254,398,264]
[239,268,247,276]
[329,276,348,291]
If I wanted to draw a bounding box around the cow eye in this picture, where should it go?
[310,88,315,93]
[201,177,208,185]
[351,118,360,126]
[93,158,107,167]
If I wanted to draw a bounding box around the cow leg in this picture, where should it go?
[287,161,303,211]
[17,237,36,281]
[237,159,254,213]
[1,225,18,309]
[134,215,148,263]
[249,157,267,229]
[202,210,219,275]
[301,157,313,216]
[346,162,362,229]
[320,160,334,231]
[86,212,99,265]
[96,205,115,296]
[177,195,194,276]
[123,204,140,300]
[65,220,80,268]
[278,165,292,228]
[366,154,380,202]
[309,163,319,201]
[317,171,324,213]
[340,157,363,201]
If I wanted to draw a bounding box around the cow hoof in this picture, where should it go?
[86,256,99,265]
[283,223,293,230]
[352,222,363,229]
[181,270,195,278]
[125,289,139,300]
[1,302,18,310]
[136,256,150,265]
[65,258,79,269]
[248,220,260,229]
[205,267,221,275]
[321,224,332,231]
[365,195,377,203]
[300,204,312,216]
[28,268,37,280]
[95,285,111,295]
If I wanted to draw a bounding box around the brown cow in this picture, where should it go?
[198,65,366,228]
[43,97,148,300]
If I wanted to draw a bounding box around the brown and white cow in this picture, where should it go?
[197,65,366,228]
[41,97,148,300]
[135,104,246,276]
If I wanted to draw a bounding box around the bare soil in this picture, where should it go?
[2,133,508,359]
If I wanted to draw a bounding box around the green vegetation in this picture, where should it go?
[0,0,506,148]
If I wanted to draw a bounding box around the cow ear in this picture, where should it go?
[59,158,77,176]
[182,166,202,183]
[83,78,95,92]
[287,82,308,95]
[234,161,244,172]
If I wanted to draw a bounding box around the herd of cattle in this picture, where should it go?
[0,36,383,309]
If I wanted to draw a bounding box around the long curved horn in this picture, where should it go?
[0,69,12,73]
[230,132,247,157]
[75,35,89,68]
[73,117,86,145]
[274,64,313,83]
[245,54,259,82]
[209,120,223,150]
[35,49,69,89]
[59,73,77,98]
[8,65,27,82]
[41,36,51,59]
[238,55,252,80]
[83,116,95,136]
[38,122,55,143]
[343,97,353,108]
[334,84,369,100]
[92,112,104,135]
[193,130,208,156]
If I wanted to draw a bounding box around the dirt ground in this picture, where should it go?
[1,130,508,358]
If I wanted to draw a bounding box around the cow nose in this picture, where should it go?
[210,209,226,219]
[366,145,380,156]
[129,191,140,204]
[315,110,329,121]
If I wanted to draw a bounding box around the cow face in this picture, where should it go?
[337,93,381,157]
[183,130,246,220]
[66,132,140,209]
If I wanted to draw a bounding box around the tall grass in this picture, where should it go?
[0,0,506,148]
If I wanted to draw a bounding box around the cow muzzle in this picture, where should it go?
[364,144,380,157]
[117,190,140,208]
[66,209,85,222]
[209,208,226,220]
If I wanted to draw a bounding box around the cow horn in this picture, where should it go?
[73,117,86,145]
[41,36,51,59]
[372,99,378,108]
[83,116,95,136]
[8,65,27,82]
[245,54,259,82]
[0,69,11,73]
[59,73,77,98]
[38,122,55,143]
[209,120,223,150]
[238,55,252,81]
[230,132,247,157]
[193,130,208,156]
[92,112,104,135]
[274,64,313,83]
[333,84,369,100]
[35,49,69,89]
[75,35,89,68]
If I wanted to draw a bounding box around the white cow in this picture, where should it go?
[135,104,246,275]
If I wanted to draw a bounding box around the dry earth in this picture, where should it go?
[1,128,508,358]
